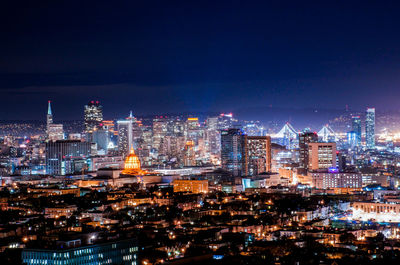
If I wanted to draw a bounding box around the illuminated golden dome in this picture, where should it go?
[122,148,146,175]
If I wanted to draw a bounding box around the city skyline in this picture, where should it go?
[3,2,400,264]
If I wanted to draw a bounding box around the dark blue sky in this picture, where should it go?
[2,1,400,120]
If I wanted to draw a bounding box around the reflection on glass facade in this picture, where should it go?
[351,115,362,147]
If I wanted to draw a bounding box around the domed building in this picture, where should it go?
[122,148,147,176]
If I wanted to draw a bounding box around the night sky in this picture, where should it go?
[2,1,400,120]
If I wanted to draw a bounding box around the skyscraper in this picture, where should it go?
[221,128,246,177]
[84,101,103,134]
[298,131,318,175]
[117,114,133,156]
[46,101,64,141]
[245,136,272,175]
[46,100,53,132]
[347,131,358,149]
[351,115,362,147]
[366,108,375,149]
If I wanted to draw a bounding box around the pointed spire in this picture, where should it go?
[129,110,133,119]
[130,147,135,155]
[47,101,52,115]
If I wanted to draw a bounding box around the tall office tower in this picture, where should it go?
[308,142,337,171]
[205,117,221,157]
[351,115,362,147]
[245,136,271,176]
[102,120,117,145]
[46,101,64,141]
[45,140,92,175]
[159,135,185,162]
[183,140,196,166]
[347,131,358,149]
[218,113,237,130]
[221,128,246,176]
[169,119,185,136]
[152,117,168,151]
[366,108,376,149]
[46,100,53,132]
[185,117,205,150]
[298,131,318,175]
[84,100,103,134]
[117,115,133,156]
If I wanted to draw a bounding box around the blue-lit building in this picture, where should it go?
[351,115,362,147]
[221,128,246,176]
[22,238,138,265]
[365,108,375,149]
[347,131,358,149]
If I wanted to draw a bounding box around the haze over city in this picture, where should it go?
[2,1,400,120]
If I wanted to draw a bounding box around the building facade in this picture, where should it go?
[117,117,133,157]
[173,179,209,193]
[245,136,271,175]
[366,107,375,149]
[84,101,103,134]
[351,115,362,147]
[308,142,336,171]
[46,140,92,175]
[311,171,362,189]
[221,129,246,177]
[21,238,138,265]
[298,131,318,174]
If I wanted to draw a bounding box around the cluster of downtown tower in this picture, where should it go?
[44,101,376,177]
[6,100,400,265]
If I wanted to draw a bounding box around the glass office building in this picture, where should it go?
[351,115,362,147]
[22,238,138,265]
[365,108,375,149]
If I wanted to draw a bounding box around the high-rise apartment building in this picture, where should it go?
[221,128,246,176]
[298,131,318,174]
[366,108,375,149]
[84,101,103,134]
[245,136,271,175]
[308,142,337,171]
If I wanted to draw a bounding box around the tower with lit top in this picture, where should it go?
[47,101,53,132]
